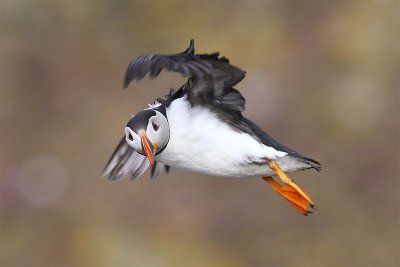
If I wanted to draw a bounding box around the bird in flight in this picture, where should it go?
[103,40,321,215]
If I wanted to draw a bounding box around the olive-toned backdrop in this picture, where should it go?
[1,1,398,266]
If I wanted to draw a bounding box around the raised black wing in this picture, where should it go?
[102,137,169,180]
[124,39,247,113]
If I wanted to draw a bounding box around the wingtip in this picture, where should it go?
[184,39,195,54]
[101,158,115,178]
[123,71,133,89]
[100,169,107,177]
[123,80,129,90]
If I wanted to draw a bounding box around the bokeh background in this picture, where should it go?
[1,1,399,266]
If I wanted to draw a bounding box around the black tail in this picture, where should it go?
[303,157,322,172]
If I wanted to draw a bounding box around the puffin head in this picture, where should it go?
[124,109,170,166]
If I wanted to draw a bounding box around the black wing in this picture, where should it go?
[124,39,247,113]
[102,137,170,180]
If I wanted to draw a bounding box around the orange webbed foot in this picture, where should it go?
[262,176,315,215]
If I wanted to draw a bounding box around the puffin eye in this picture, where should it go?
[128,132,134,141]
[152,121,159,131]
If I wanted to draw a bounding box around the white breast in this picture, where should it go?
[155,98,289,177]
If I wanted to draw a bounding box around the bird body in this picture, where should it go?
[156,96,307,177]
[103,40,321,215]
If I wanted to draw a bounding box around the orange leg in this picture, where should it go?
[262,160,315,215]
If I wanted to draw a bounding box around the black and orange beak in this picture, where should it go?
[140,132,155,166]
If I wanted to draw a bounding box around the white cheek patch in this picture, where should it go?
[124,127,141,151]
[145,111,170,150]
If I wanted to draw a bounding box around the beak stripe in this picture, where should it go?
[140,133,155,166]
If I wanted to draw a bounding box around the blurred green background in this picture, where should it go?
[1,1,399,266]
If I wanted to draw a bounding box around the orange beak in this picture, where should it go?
[140,132,155,166]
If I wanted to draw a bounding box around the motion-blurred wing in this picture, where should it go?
[124,39,247,113]
[151,161,170,179]
[102,137,169,180]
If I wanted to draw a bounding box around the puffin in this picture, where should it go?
[102,40,321,215]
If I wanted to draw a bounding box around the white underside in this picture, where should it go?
[155,97,309,178]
